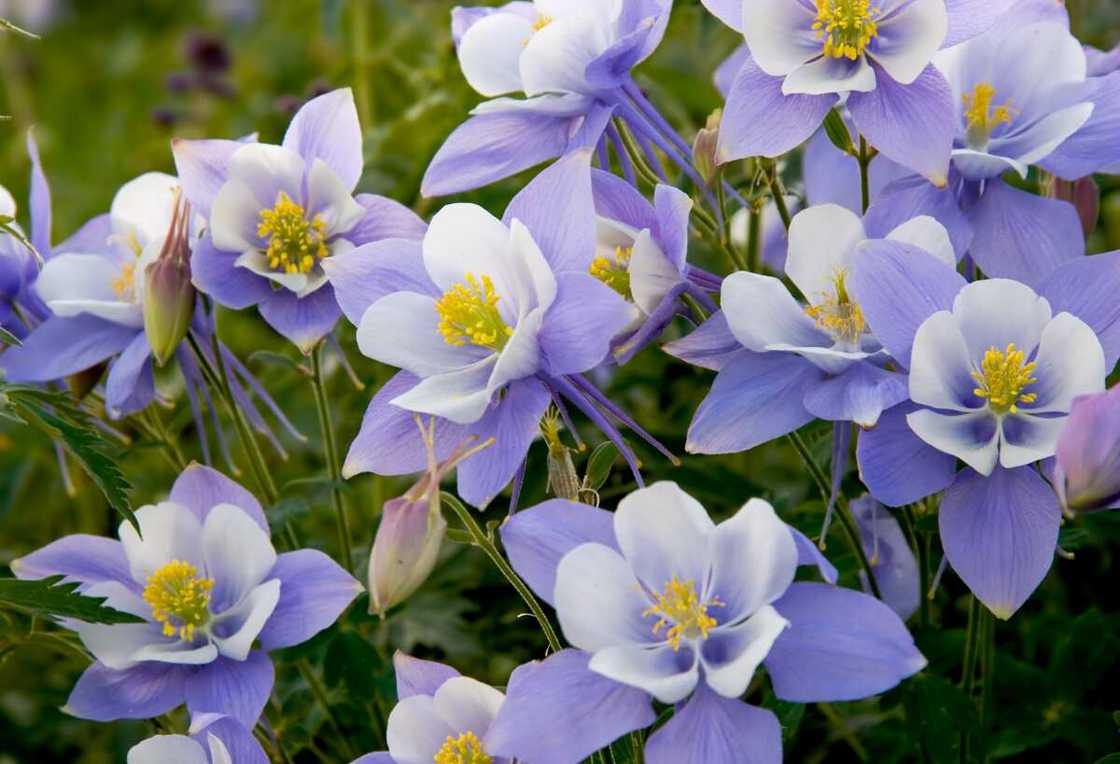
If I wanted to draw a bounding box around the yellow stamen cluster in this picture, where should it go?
[804,270,866,344]
[813,0,880,60]
[142,560,214,641]
[257,192,330,275]
[643,576,723,652]
[532,14,553,33]
[112,261,137,299]
[962,83,1016,147]
[435,273,513,351]
[589,245,633,299]
[971,343,1038,415]
[434,731,492,764]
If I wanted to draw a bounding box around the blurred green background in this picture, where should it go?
[1,1,1119,762]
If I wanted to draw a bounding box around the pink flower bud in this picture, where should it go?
[143,193,195,366]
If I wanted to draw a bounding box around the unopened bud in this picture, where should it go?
[143,192,195,366]
[368,494,447,617]
[542,407,581,500]
[692,110,722,188]
[822,108,855,156]
[1054,386,1120,515]
[1041,174,1099,237]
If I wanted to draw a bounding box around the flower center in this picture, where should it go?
[142,560,214,641]
[971,343,1038,415]
[112,261,137,299]
[812,0,880,60]
[962,82,1017,149]
[433,731,492,764]
[256,192,330,275]
[435,273,513,351]
[532,14,552,33]
[589,245,633,299]
[804,270,866,345]
[643,576,723,652]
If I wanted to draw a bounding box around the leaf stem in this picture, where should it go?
[858,135,871,214]
[311,342,354,573]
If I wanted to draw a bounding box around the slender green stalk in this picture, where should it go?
[297,658,359,760]
[311,343,354,573]
[139,409,188,471]
[441,492,563,652]
[746,202,762,273]
[785,431,882,599]
[352,0,373,129]
[614,119,665,187]
[900,504,930,628]
[858,135,871,213]
[766,165,792,231]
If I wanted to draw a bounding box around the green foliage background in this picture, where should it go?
[1,1,1119,762]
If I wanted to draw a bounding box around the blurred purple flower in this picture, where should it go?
[127,713,267,764]
[1054,386,1120,514]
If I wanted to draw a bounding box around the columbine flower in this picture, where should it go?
[708,0,1014,183]
[852,495,920,619]
[1053,386,1120,514]
[11,465,360,726]
[351,652,516,764]
[425,0,674,195]
[666,203,958,456]
[127,713,266,764]
[326,152,671,508]
[851,243,1120,617]
[172,88,427,352]
[493,482,925,763]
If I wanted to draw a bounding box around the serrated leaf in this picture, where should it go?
[0,575,144,624]
[583,441,620,492]
[1,384,136,529]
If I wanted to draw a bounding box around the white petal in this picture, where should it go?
[36,252,134,309]
[588,643,699,704]
[909,311,980,412]
[128,735,209,764]
[211,579,281,661]
[1026,312,1106,414]
[390,358,498,425]
[700,605,789,699]
[457,12,532,97]
[952,279,1052,363]
[505,219,557,316]
[111,172,180,249]
[883,216,956,267]
[71,582,160,670]
[228,143,306,208]
[470,92,595,117]
[234,249,311,294]
[554,542,656,651]
[951,149,1028,182]
[119,502,205,583]
[306,158,365,236]
[999,415,1066,469]
[999,103,1094,167]
[783,54,877,96]
[614,481,714,593]
[0,184,16,217]
[387,695,457,764]
[433,676,505,736]
[131,641,220,666]
[630,228,683,315]
[202,503,277,611]
[868,0,947,85]
[356,292,483,377]
[423,204,513,295]
[907,409,999,476]
[537,0,620,27]
[707,499,798,620]
[487,307,542,391]
[721,272,830,352]
[741,0,820,77]
[207,734,234,764]
[211,179,266,254]
[786,204,866,300]
[520,13,610,96]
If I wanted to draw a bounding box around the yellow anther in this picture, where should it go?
[643,576,723,652]
[142,560,214,642]
[434,731,492,764]
[962,83,1017,148]
[804,269,866,345]
[112,261,137,299]
[532,14,552,33]
[589,245,633,299]
[435,273,513,351]
[813,0,880,60]
[971,343,1038,415]
[256,192,330,275]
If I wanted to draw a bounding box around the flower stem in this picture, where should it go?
[311,343,354,573]
[351,0,373,129]
[765,162,792,231]
[901,503,931,629]
[746,201,762,273]
[441,491,563,652]
[786,430,882,599]
[858,135,872,214]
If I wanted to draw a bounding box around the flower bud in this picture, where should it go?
[692,110,722,189]
[143,192,195,367]
[1041,174,1099,237]
[1054,386,1120,515]
[541,407,581,501]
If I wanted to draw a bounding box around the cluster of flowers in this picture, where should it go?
[3,0,1120,761]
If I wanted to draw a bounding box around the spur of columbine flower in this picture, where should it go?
[171,88,427,352]
[665,203,962,456]
[491,482,925,763]
[11,464,361,726]
[589,169,724,362]
[351,652,525,764]
[849,244,1120,617]
[426,0,681,196]
[127,713,267,764]
[1052,385,1120,515]
[852,495,920,619]
[706,0,1017,183]
[325,152,674,508]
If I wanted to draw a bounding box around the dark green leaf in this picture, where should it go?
[0,575,143,624]
[324,630,383,700]
[583,441,620,492]
[903,674,978,764]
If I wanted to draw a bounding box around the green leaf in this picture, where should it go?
[583,441,620,492]
[0,575,144,624]
[0,326,21,347]
[1,384,136,529]
[324,630,383,700]
[1095,756,1120,764]
[903,674,978,764]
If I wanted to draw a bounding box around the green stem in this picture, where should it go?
[441,492,563,652]
[297,658,359,760]
[785,431,882,599]
[311,343,354,573]
[746,201,762,273]
[766,165,792,231]
[900,504,930,629]
[615,119,664,187]
[858,135,871,214]
[352,0,373,129]
[139,409,188,471]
